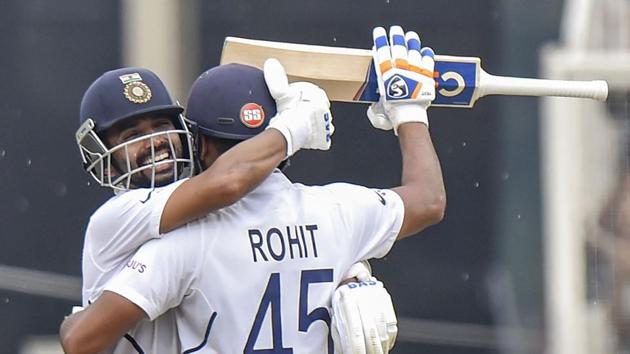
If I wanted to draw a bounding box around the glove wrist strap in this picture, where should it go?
[389,105,429,135]
[266,125,293,158]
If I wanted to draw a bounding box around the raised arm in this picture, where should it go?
[367,26,446,239]
[392,123,445,238]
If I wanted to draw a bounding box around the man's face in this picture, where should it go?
[105,115,184,188]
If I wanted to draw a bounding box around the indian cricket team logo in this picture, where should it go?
[123,81,152,104]
[119,73,152,104]
[386,75,409,99]
[240,103,265,128]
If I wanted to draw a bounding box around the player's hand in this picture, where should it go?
[342,260,373,283]
[263,58,334,157]
[331,264,398,354]
[367,25,435,134]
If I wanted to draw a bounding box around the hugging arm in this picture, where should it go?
[60,292,145,354]
[160,60,334,233]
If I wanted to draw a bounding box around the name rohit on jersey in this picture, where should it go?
[248,224,319,262]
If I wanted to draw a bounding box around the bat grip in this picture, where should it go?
[479,73,609,101]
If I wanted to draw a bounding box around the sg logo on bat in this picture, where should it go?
[362,59,478,106]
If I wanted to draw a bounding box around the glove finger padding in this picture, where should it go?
[263,58,289,99]
[341,260,386,353]
[388,26,408,70]
[364,287,397,352]
[379,291,398,350]
[368,26,436,134]
[264,59,334,155]
[419,47,436,74]
[405,31,422,70]
[372,27,391,103]
[332,285,366,354]
[356,295,385,354]
[263,58,299,112]
[331,279,398,354]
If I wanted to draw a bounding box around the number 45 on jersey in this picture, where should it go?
[245,269,334,354]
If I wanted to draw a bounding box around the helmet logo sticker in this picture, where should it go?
[124,81,152,104]
[119,73,143,84]
[240,103,265,128]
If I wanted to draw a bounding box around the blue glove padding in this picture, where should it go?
[368,26,436,134]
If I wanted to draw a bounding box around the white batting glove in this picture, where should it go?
[331,265,398,354]
[343,261,373,282]
[367,25,436,134]
[263,58,334,157]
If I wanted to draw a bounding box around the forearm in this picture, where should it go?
[160,129,286,233]
[59,292,145,354]
[393,122,446,238]
[59,313,80,352]
[195,128,287,210]
[60,311,115,354]
[209,128,287,194]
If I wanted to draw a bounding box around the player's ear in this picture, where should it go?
[198,136,220,170]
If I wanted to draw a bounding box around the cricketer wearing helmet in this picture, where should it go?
[61,25,446,354]
[62,63,334,354]
[62,61,391,353]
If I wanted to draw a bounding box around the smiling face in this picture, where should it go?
[104,115,184,188]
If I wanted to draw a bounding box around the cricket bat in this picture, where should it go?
[220,37,608,108]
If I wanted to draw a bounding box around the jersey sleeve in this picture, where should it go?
[325,183,404,260]
[103,232,198,320]
[85,179,187,270]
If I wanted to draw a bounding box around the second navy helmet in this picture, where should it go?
[185,63,277,140]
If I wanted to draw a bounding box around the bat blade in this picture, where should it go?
[221,37,608,108]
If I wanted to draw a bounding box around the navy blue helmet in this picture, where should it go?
[76,67,194,191]
[185,63,277,140]
[80,67,184,132]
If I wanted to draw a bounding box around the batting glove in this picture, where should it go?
[263,58,334,157]
[331,263,398,354]
[343,260,373,283]
[367,25,436,134]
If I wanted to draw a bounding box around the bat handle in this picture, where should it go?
[478,72,609,101]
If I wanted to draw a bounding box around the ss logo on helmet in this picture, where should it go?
[240,103,265,128]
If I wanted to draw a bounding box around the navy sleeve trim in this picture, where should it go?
[182,311,218,353]
[123,333,145,354]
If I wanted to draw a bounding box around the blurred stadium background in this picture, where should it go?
[0,0,627,353]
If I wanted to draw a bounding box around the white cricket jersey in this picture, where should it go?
[81,178,187,354]
[105,171,404,354]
